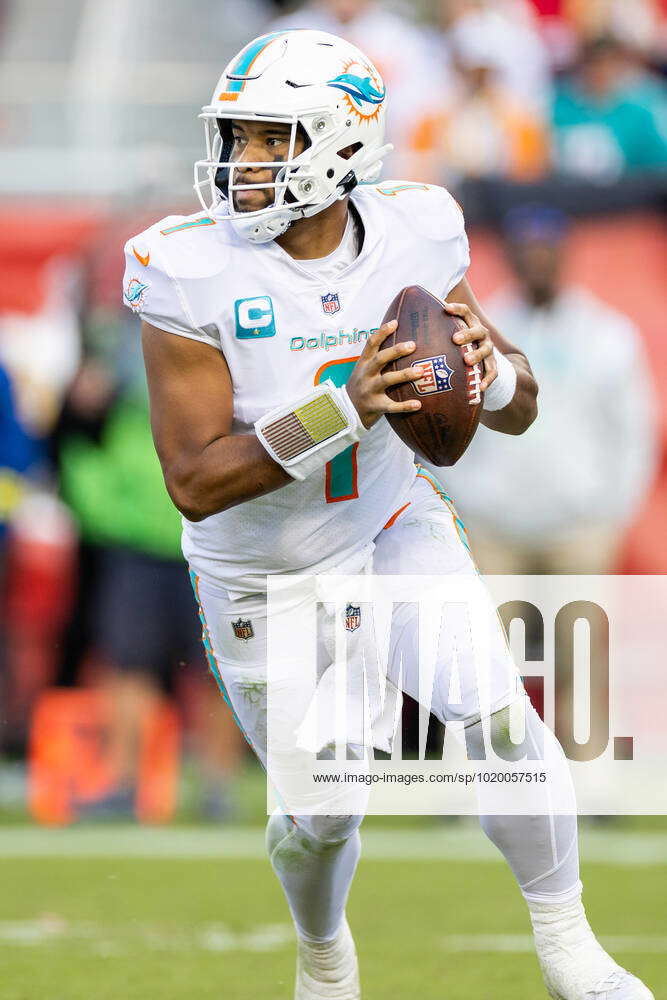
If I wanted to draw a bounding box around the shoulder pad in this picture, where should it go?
[360,182,465,242]
[125,212,231,284]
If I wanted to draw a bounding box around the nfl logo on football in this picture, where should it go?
[344,603,361,632]
[413,355,454,395]
[232,618,254,641]
[321,292,341,315]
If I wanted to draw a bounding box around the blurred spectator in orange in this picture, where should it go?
[51,311,244,818]
[269,0,452,165]
[441,0,553,114]
[438,205,659,575]
[553,36,667,180]
[406,26,550,185]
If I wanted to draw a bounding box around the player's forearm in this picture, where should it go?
[480,353,539,435]
[164,434,291,521]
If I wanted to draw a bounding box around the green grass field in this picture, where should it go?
[0,824,665,1000]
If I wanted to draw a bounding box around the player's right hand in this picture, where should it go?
[346,320,423,430]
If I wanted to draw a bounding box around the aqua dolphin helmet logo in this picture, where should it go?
[328,73,385,106]
[328,58,385,123]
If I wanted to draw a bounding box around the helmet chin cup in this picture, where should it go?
[228,208,293,244]
[226,173,351,244]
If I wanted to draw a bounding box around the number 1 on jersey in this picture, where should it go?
[314,357,360,504]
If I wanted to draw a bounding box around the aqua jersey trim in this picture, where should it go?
[189,570,254,750]
[414,464,471,554]
[161,217,215,236]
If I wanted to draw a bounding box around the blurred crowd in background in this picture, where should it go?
[0,0,665,823]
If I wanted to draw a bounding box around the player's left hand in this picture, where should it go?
[444,302,497,392]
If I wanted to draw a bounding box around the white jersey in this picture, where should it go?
[123,182,470,597]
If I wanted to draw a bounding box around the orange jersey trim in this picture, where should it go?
[383,502,411,530]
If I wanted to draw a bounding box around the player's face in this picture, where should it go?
[580,46,628,99]
[510,239,563,306]
[230,120,306,212]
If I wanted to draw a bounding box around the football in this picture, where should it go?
[382,285,484,467]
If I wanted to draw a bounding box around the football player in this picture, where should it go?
[123,30,653,1000]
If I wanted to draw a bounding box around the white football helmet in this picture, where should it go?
[194,29,392,243]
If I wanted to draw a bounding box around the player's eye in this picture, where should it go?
[267,136,288,148]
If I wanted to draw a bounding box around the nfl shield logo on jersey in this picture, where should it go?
[321,292,341,315]
[232,618,254,641]
[344,603,361,632]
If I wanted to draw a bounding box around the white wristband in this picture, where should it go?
[255,381,366,481]
[483,348,517,412]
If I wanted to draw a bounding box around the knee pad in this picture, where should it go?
[465,697,546,762]
[294,812,364,847]
[266,809,295,856]
[267,810,361,855]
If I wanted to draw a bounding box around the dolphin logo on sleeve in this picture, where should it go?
[124,278,150,313]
